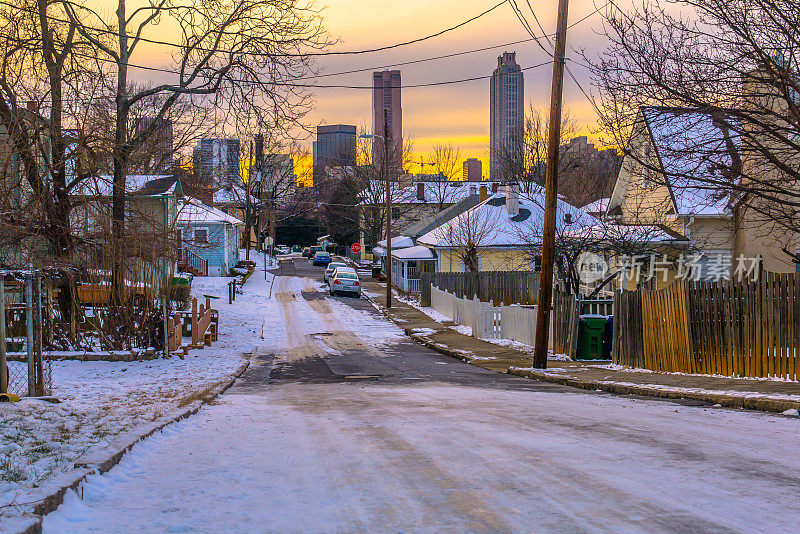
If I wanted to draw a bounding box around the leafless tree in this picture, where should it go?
[426,142,463,211]
[61,0,329,305]
[433,205,501,273]
[587,0,800,252]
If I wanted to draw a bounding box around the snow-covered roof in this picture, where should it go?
[177,197,243,226]
[581,197,610,215]
[391,245,435,260]
[377,235,414,249]
[213,184,260,206]
[359,180,480,206]
[642,107,738,216]
[417,190,597,249]
[71,175,177,197]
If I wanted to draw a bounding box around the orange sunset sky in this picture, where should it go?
[113,0,615,178]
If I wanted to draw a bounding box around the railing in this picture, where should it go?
[407,278,421,293]
[180,248,208,276]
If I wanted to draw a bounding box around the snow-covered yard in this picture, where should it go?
[1,260,281,520]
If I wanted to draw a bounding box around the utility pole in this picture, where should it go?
[384,108,392,309]
[533,0,570,369]
[245,140,253,261]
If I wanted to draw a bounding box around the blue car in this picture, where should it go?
[312,251,332,266]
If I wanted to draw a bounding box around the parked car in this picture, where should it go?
[312,251,332,266]
[329,270,361,297]
[292,245,302,252]
[324,261,347,283]
[301,247,312,257]
[306,246,322,259]
[275,245,291,255]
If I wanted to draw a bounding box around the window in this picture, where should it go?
[194,227,208,243]
[392,207,400,219]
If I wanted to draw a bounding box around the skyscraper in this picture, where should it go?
[313,124,357,170]
[462,158,483,181]
[193,138,240,187]
[372,70,402,170]
[490,52,524,181]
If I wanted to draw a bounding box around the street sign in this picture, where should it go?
[351,243,361,254]
[264,236,274,246]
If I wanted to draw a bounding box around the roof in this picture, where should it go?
[213,184,260,206]
[391,245,435,260]
[580,197,610,215]
[403,194,482,238]
[642,107,738,216]
[72,175,178,197]
[359,180,481,206]
[376,235,414,249]
[417,190,596,249]
[177,197,243,226]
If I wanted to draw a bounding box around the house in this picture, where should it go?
[417,186,595,273]
[177,197,243,276]
[606,107,745,280]
[357,180,489,257]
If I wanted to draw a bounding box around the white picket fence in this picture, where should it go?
[431,286,544,345]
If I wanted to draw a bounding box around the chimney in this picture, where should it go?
[479,185,487,202]
[26,100,38,113]
[491,182,499,193]
[506,185,519,217]
[416,182,425,201]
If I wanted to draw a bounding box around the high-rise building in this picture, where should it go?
[372,70,402,169]
[133,117,174,173]
[490,52,524,181]
[313,124,357,170]
[462,158,483,181]
[193,138,240,187]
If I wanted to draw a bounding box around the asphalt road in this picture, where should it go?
[44,257,800,533]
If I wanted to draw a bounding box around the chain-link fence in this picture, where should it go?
[1,271,52,398]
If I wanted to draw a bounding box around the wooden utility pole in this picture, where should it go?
[533,0,570,369]
[384,109,392,309]
[245,140,254,261]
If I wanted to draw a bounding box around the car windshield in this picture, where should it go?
[336,273,358,280]
[328,263,345,269]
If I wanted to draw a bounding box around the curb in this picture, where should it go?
[363,290,800,416]
[507,367,800,414]
[7,358,250,534]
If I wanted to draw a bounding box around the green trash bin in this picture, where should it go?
[577,314,607,360]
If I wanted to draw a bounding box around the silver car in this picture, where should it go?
[329,271,361,297]
[324,261,347,283]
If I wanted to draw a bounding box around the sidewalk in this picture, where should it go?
[361,278,800,413]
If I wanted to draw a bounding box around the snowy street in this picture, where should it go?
[43,258,800,533]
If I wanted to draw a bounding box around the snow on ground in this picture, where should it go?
[43,381,800,533]
[1,269,283,521]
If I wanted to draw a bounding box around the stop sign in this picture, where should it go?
[351,243,362,254]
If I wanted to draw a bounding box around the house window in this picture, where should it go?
[392,207,400,220]
[194,227,209,243]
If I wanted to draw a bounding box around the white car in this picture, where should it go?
[324,261,347,283]
[329,270,361,297]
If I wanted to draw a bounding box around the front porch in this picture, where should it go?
[391,245,436,293]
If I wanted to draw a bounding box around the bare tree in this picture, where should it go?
[587,0,800,248]
[426,142,463,211]
[62,0,329,305]
[432,205,501,273]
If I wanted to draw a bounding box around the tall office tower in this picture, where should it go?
[490,52,524,181]
[133,116,174,173]
[372,70,402,171]
[193,138,241,187]
[462,158,483,181]
[313,124,357,170]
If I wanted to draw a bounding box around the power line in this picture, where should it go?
[0,0,508,58]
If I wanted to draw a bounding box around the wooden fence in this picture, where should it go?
[421,271,540,306]
[552,292,579,359]
[613,275,799,380]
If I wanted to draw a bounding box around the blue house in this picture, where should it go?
[177,197,243,276]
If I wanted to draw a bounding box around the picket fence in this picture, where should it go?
[431,286,541,345]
